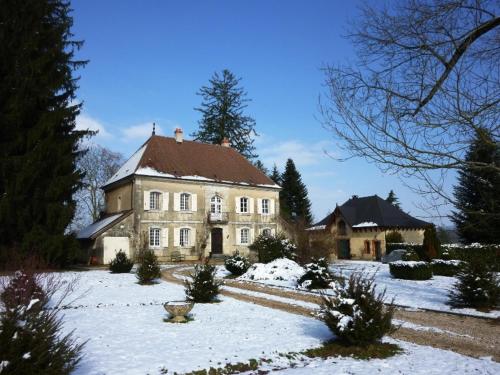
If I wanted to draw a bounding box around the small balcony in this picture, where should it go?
[208,212,229,224]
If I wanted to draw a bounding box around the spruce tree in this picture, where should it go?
[280,159,313,225]
[385,190,401,209]
[270,164,281,185]
[191,69,257,159]
[452,129,500,244]
[253,160,268,176]
[0,0,90,267]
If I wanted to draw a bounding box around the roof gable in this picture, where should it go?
[104,135,279,189]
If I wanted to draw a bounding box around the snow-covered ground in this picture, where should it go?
[47,270,499,374]
[330,261,500,318]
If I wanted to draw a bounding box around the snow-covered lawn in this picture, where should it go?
[49,270,500,374]
[330,261,500,318]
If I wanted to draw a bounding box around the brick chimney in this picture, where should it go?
[174,128,183,143]
[221,137,230,148]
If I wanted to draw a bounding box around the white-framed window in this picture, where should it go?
[261,199,270,214]
[150,192,161,210]
[262,228,272,237]
[240,228,250,244]
[180,193,190,211]
[149,227,161,247]
[210,195,222,213]
[240,197,249,213]
[180,228,190,247]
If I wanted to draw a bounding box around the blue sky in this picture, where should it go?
[72,0,452,225]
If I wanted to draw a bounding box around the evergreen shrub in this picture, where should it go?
[185,261,222,303]
[224,252,251,276]
[389,261,432,280]
[136,250,161,284]
[298,258,332,289]
[385,231,404,244]
[431,259,463,276]
[249,233,297,263]
[320,272,394,346]
[402,250,420,261]
[109,250,134,273]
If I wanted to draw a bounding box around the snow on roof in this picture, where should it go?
[352,221,378,228]
[104,143,148,186]
[76,213,124,239]
[306,225,327,231]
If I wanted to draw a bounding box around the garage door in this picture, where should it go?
[103,237,130,264]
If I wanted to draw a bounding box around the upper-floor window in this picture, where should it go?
[240,197,249,213]
[210,195,222,213]
[337,220,347,235]
[180,228,190,247]
[180,193,190,211]
[261,199,270,214]
[150,192,161,210]
[240,228,250,244]
[149,227,160,247]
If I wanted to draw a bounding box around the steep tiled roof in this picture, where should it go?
[311,195,431,230]
[104,135,279,189]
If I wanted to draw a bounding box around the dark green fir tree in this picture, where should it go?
[253,160,268,176]
[385,190,401,209]
[270,164,281,185]
[280,159,313,225]
[191,69,257,159]
[452,128,500,244]
[0,0,90,267]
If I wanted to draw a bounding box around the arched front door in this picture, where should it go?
[211,228,223,254]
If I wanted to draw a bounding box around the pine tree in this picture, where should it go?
[270,164,281,185]
[452,129,500,244]
[280,159,313,225]
[191,69,257,159]
[0,0,90,267]
[385,190,401,209]
[253,160,268,176]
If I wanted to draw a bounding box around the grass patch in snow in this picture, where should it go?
[175,358,259,374]
[301,340,402,360]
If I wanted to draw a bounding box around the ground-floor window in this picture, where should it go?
[180,228,190,247]
[149,227,160,247]
[364,240,371,254]
[240,228,250,244]
[262,228,272,237]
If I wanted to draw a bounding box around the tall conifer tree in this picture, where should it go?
[452,129,500,244]
[280,159,313,225]
[270,164,281,185]
[0,0,90,266]
[385,190,401,209]
[191,69,257,159]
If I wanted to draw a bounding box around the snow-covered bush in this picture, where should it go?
[185,261,222,303]
[136,250,161,284]
[319,272,394,346]
[239,258,305,286]
[389,261,432,280]
[298,257,332,289]
[431,259,463,276]
[449,258,499,310]
[0,271,84,375]
[224,252,251,276]
[109,250,134,273]
[402,250,420,261]
[249,233,297,263]
[441,243,499,272]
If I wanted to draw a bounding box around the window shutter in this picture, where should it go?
[249,198,254,214]
[190,227,196,247]
[270,199,275,214]
[250,228,254,244]
[191,194,197,212]
[235,197,240,214]
[257,199,262,214]
[162,192,169,211]
[161,228,169,248]
[236,227,241,245]
[143,191,150,211]
[271,227,276,236]
[173,193,180,211]
[173,228,180,247]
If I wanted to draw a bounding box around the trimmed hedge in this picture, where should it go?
[389,261,432,280]
[431,259,463,276]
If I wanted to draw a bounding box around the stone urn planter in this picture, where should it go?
[163,301,194,323]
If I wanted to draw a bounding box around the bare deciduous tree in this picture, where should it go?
[320,0,499,215]
[72,144,123,230]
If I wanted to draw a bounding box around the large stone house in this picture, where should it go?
[77,129,281,264]
[308,195,431,260]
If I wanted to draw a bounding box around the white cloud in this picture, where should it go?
[258,139,334,168]
[121,122,163,141]
[75,113,111,138]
